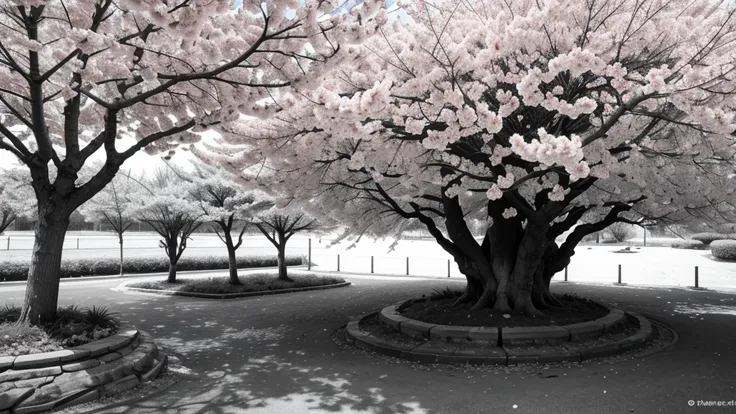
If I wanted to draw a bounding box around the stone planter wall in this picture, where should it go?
[0,327,166,414]
[380,302,626,345]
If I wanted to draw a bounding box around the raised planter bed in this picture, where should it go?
[380,302,626,345]
[0,326,165,413]
[124,281,352,299]
[344,301,654,365]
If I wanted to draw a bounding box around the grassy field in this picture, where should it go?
[2,232,735,290]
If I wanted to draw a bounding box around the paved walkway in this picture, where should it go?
[1,271,735,414]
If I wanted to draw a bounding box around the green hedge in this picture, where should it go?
[690,232,735,246]
[671,240,706,250]
[0,255,304,282]
[711,240,736,260]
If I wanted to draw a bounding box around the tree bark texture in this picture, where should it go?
[277,245,289,281]
[17,213,69,325]
[167,238,178,283]
[424,199,594,316]
[118,233,124,276]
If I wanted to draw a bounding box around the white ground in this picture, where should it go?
[1,232,733,291]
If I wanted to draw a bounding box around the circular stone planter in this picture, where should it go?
[0,326,165,413]
[122,281,352,299]
[344,301,655,365]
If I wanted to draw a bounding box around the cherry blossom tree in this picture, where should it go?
[0,167,35,234]
[130,170,202,283]
[253,209,317,280]
[210,0,736,315]
[0,0,385,324]
[79,171,139,275]
[189,165,272,285]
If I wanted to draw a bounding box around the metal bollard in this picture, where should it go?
[447,260,451,278]
[564,266,568,282]
[371,256,374,274]
[406,257,409,275]
[337,254,340,272]
[308,238,311,271]
[618,264,622,284]
[77,238,80,249]
[695,266,699,288]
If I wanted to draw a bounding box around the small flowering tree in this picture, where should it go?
[0,0,384,324]
[0,168,35,234]
[253,209,317,281]
[79,172,139,275]
[211,0,736,315]
[189,166,272,285]
[131,171,202,283]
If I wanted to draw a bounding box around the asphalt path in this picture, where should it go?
[1,270,735,414]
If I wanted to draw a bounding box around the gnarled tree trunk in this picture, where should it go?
[17,212,70,325]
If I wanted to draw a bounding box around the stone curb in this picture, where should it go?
[0,327,166,413]
[0,327,138,373]
[347,310,654,365]
[123,281,351,299]
[378,302,625,344]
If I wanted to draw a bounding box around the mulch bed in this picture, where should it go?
[400,296,609,328]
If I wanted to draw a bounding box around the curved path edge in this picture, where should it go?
[121,281,352,299]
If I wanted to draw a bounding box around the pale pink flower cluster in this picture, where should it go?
[541,95,598,119]
[502,207,517,219]
[476,105,504,134]
[548,184,568,201]
[509,129,589,180]
[486,184,503,201]
[497,172,515,189]
[547,48,607,77]
[642,66,672,94]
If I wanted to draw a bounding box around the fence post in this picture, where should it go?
[76,238,80,250]
[6,237,9,250]
[371,256,374,274]
[406,257,409,275]
[564,266,568,282]
[617,264,622,284]
[695,266,699,288]
[643,228,647,247]
[337,254,340,272]
[308,238,311,271]
[447,260,450,278]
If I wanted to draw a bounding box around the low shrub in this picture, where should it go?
[0,305,119,356]
[711,240,736,260]
[607,222,636,242]
[0,254,304,282]
[690,232,734,246]
[671,240,707,250]
[127,272,345,295]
